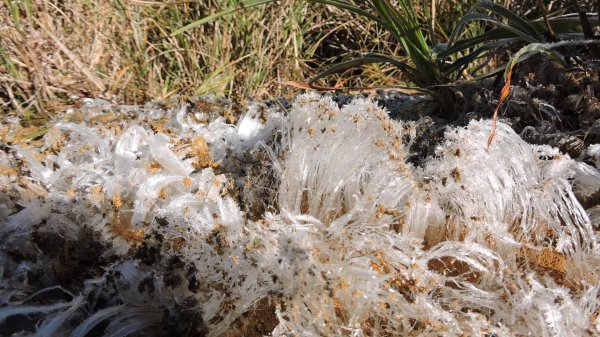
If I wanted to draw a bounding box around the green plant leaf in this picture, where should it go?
[452,13,539,44]
[309,54,416,84]
[367,0,435,87]
[441,28,520,58]
[443,39,517,77]
[470,1,542,40]
[369,0,409,45]
[449,1,544,48]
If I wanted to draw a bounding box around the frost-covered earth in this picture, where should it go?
[1,93,600,336]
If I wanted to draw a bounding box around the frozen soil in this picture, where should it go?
[0,82,600,336]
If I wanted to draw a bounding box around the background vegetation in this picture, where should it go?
[0,0,597,121]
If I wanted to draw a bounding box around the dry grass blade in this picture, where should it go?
[5,84,26,116]
[35,18,106,92]
[486,68,511,148]
[284,80,340,90]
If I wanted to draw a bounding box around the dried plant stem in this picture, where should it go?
[569,0,600,57]
[538,0,556,40]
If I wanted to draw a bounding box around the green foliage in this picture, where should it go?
[173,0,442,89]
[177,0,595,118]
[441,1,598,77]
[168,1,600,119]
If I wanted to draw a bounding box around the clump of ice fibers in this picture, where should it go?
[0,93,599,337]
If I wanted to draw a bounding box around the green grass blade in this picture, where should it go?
[470,65,506,81]
[375,0,430,54]
[368,0,433,84]
[170,0,274,36]
[23,0,32,18]
[23,128,50,140]
[452,13,539,44]
[440,29,517,57]
[443,39,515,76]
[309,54,415,84]
[312,0,387,27]
[172,0,389,36]
[423,0,437,46]
[368,0,408,43]
[541,16,599,34]
[368,84,434,95]
[0,45,19,79]
[3,0,20,30]
[449,1,544,46]
[471,1,542,41]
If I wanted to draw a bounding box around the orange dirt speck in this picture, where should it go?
[147,161,162,174]
[190,136,212,169]
[66,188,76,197]
[110,211,144,244]
[172,237,186,251]
[112,194,123,210]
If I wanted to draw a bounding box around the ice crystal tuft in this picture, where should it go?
[0,94,598,336]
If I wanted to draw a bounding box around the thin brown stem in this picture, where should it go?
[538,0,556,41]
[569,0,599,57]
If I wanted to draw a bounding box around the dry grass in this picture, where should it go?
[0,0,316,119]
[0,0,487,122]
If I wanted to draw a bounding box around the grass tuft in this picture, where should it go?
[0,0,322,117]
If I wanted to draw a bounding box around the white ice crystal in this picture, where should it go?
[277,93,414,226]
[0,94,599,337]
[589,144,600,168]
